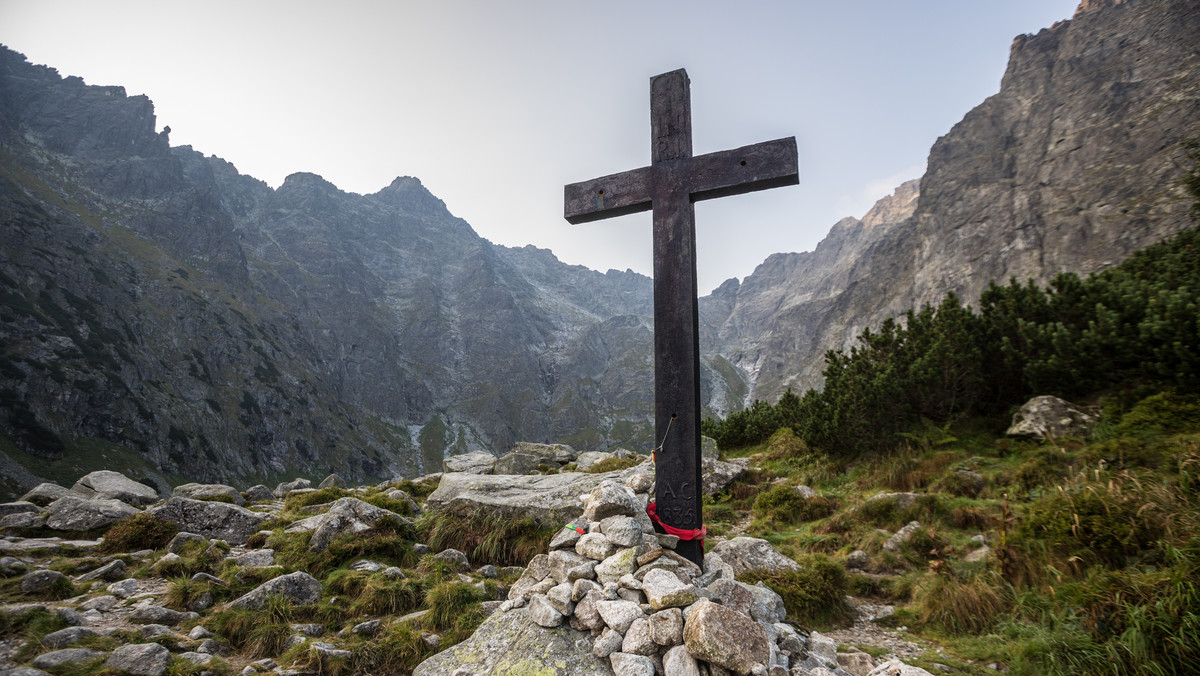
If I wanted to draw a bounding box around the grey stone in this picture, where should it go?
[273,478,311,497]
[188,625,214,639]
[683,599,770,674]
[103,643,175,672]
[846,550,870,569]
[179,651,213,666]
[42,626,99,648]
[883,521,922,552]
[285,497,409,551]
[865,659,937,676]
[0,512,46,529]
[621,617,656,655]
[412,607,610,675]
[576,532,617,561]
[31,649,103,670]
[426,471,618,523]
[610,652,655,676]
[592,627,624,658]
[701,435,719,459]
[227,571,322,610]
[595,547,639,585]
[244,485,274,503]
[107,578,138,598]
[317,473,346,489]
[76,559,127,582]
[574,451,614,472]
[528,593,564,627]
[649,607,683,646]
[665,644,703,675]
[148,497,270,545]
[235,548,276,567]
[0,500,39,516]
[78,595,118,611]
[595,599,646,634]
[642,568,697,610]
[708,537,800,577]
[573,589,605,630]
[431,548,470,570]
[198,638,231,655]
[442,451,497,474]
[19,483,73,506]
[0,556,27,576]
[547,549,596,584]
[72,470,159,506]
[808,630,839,666]
[510,442,577,464]
[600,515,644,548]
[352,619,382,635]
[1007,395,1097,439]
[166,531,207,554]
[494,451,543,475]
[129,604,188,625]
[172,483,245,506]
[582,481,640,521]
[45,495,140,531]
[839,652,878,676]
[20,569,67,594]
[546,581,575,614]
[749,581,786,623]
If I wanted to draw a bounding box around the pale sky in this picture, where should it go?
[2,1,1079,293]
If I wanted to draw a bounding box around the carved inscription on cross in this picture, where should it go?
[564,69,798,565]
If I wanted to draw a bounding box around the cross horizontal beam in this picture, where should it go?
[564,137,798,224]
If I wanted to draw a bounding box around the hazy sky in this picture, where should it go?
[2,1,1079,293]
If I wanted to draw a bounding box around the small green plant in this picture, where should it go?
[914,568,1010,635]
[101,512,179,553]
[585,456,643,473]
[424,581,488,630]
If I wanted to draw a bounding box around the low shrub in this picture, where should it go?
[739,554,853,629]
[424,581,489,630]
[419,509,553,567]
[1017,475,1166,569]
[914,569,1010,635]
[101,512,178,553]
[752,482,836,527]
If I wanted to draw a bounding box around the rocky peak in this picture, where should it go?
[1074,0,1128,18]
[861,179,920,229]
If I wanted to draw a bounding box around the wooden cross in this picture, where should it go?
[564,68,798,565]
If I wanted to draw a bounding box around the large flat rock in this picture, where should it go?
[413,607,611,676]
[426,472,616,523]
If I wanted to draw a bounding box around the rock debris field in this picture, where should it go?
[0,445,939,676]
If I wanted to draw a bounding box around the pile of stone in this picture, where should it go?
[415,479,922,676]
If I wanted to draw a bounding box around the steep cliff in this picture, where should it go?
[706,0,1200,401]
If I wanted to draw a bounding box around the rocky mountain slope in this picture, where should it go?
[2,0,1198,493]
[0,46,726,493]
[704,0,1200,400]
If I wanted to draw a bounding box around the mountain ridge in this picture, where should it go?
[2,0,1198,496]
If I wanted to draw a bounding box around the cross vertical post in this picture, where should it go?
[565,69,798,566]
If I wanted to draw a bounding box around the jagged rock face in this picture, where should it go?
[699,181,920,398]
[703,0,1200,400]
[0,46,745,494]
